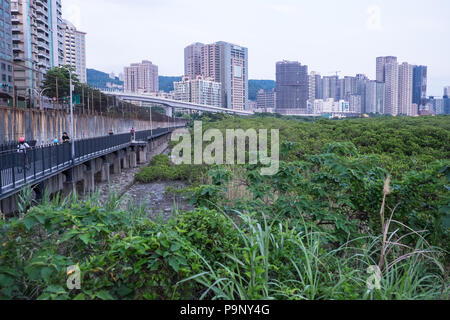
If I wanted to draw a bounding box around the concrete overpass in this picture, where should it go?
[101,91,254,116]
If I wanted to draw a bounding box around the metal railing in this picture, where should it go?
[0,140,37,153]
[0,126,184,200]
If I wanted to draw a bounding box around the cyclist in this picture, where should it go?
[17,137,30,170]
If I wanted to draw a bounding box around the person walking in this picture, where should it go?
[17,137,30,170]
[130,128,135,141]
[62,132,70,143]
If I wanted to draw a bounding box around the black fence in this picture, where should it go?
[0,126,184,199]
[0,140,37,153]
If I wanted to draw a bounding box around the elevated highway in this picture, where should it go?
[101,91,254,116]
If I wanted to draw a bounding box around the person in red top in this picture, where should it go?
[130,128,135,141]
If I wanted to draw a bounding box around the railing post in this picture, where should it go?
[56,144,60,170]
[12,152,16,189]
[33,147,36,180]
[41,145,45,175]
[23,151,26,184]
[0,154,3,195]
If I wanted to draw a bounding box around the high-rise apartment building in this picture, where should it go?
[308,72,317,102]
[349,94,362,114]
[398,62,414,116]
[377,56,399,115]
[124,60,158,93]
[11,0,63,100]
[203,42,248,110]
[174,75,221,107]
[256,89,276,111]
[444,86,450,98]
[314,73,323,100]
[185,41,248,110]
[184,42,203,79]
[190,76,221,107]
[444,96,450,115]
[365,80,377,114]
[428,96,445,115]
[321,75,338,100]
[366,81,386,114]
[376,81,386,114]
[413,66,427,108]
[0,0,13,102]
[276,60,309,113]
[62,20,86,83]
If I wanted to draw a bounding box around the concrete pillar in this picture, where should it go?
[34,182,46,201]
[112,158,121,174]
[84,169,95,193]
[130,152,137,168]
[1,196,17,215]
[139,146,147,164]
[101,163,110,182]
[122,154,130,169]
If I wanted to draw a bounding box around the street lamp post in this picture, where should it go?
[150,104,153,137]
[69,71,75,166]
[33,87,50,109]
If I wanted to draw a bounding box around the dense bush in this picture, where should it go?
[1,195,446,300]
[135,155,204,184]
[1,115,448,300]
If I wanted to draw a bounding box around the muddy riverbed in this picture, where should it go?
[95,148,194,221]
[119,181,194,220]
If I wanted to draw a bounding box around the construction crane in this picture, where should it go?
[329,71,342,77]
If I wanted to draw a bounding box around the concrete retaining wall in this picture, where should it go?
[0,106,187,144]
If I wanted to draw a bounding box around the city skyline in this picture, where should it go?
[62,0,450,96]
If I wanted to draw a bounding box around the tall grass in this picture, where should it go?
[179,205,448,300]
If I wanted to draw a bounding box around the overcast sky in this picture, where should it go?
[62,0,450,96]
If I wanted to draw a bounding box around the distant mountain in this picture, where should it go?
[159,76,182,93]
[87,68,182,92]
[249,80,276,101]
[87,68,123,88]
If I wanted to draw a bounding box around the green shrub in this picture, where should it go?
[135,155,205,183]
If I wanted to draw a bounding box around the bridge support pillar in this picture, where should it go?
[123,153,130,169]
[139,146,147,164]
[62,169,75,196]
[101,163,110,182]
[130,151,137,168]
[35,182,46,201]
[112,158,121,175]
[84,164,95,194]
[1,195,17,216]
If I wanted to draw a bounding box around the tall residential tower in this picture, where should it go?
[398,62,414,116]
[185,41,248,110]
[11,0,63,101]
[376,56,399,115]
[0,0,13,103]
[412,65,427,110]
[275,60,309,114]
[62,20,87,83]
[124,60,158,93]
[184,42,203,79]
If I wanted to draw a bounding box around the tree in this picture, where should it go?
[42,65,81,101]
